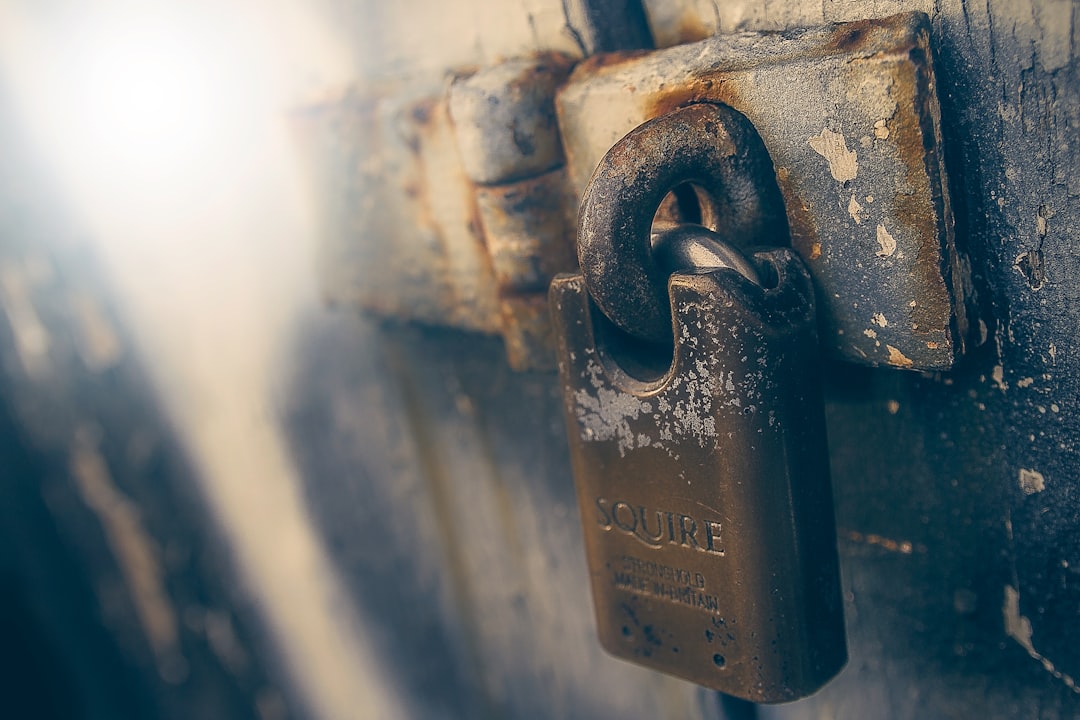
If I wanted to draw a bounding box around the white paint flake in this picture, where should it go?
[876,224,897,257]
[992,364,1008,391]
[873,118,890,139]
[871,313,888,328]
[808,128,858,182]
[848,195,864,224]
[1019,468,1046,495]
[573,372,653,457]
[1004,585,1080,692]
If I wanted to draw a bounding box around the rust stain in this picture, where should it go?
[880,53,953,344]
[675,12,715,44]
[644,77,737,124]
[777,183,820,260]
[640,71,819,270]
[643,74,824,266]
[473,167,575,369]
[399,99,440,234]
[475,169,576,292]
[820,16,918,58]
[826,24,868,54]
[498,293,557,371]
[571,48,652,76]
[842,529,927,555]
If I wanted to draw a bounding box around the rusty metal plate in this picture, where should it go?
[556,12,971,370]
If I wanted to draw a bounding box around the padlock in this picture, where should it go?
[550,103,846,703]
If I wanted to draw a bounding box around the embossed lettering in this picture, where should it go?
[612,501,637,533]
[705,520,724,554]
[678,514,700,549]
[595,496,612,528]
[594,497,724,555]
[637,506,666,544]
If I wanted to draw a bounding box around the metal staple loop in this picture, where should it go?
[576,102,790,343]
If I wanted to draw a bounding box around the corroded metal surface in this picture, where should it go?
[478,168,578,370]
[557,11,970,370]
[576,102,789,343]
[476,167,577,293]
[550,248,846,701]
[296,12,969,372]
[498,294,559,371]
[449,54,575,185]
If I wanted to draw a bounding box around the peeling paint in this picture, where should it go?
[848,195,864,224]
[885,345,912,367]
[1013,249,1046,291]
[808,128,858,182]
[1019,468,1046,495]
[875,224,897,257]
[573,361,655,457]
[991,365,1007,391]
[871,313,888,328]
[1004,586,1080,693]
[873,118,890,139]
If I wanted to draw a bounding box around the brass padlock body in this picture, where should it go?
[551,249,846,702]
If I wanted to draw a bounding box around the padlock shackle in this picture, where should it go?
[577,102,790,344]
[651,224,762,284]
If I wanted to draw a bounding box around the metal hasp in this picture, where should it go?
[552,102,846,701]
[557,11,971,371]
[291,53,579,372]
